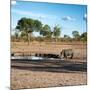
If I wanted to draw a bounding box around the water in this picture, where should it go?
[11,56,62,60]
[11,56,44,60]
[30,56,44,60]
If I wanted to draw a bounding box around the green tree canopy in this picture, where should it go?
[72,31,80,40]
[40,24,51,37]
[63,34,71,41]
[53,25,61,41]
[64,35,70,38]
[16,17,42,44]
[80,32,87,41]
[33,20,42,31]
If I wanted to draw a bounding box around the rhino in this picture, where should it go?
[60,49,74,59]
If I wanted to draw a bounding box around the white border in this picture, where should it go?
[0,0,89,90]
[0,0,10,90]
[18,0,88,5]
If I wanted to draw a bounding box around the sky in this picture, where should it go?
[11,0,87,37]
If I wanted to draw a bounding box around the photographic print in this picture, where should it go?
[11,0,87,90]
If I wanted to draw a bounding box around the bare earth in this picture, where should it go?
[11,42,87,90]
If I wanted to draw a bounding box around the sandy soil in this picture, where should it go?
[11,59,87,90]
[11,69,87,90]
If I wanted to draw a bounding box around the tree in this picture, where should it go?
[80,32,87,42]
[40,24,51,38]
[53,25,61,41]
[64,34,71,41]
[72,31,80,40]
[15,32,18,39]
[33,20,42,32]
[64,35,69,38]
[20,31,27,41]
[16,17,42,45]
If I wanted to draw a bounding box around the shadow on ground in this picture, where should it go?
[11,59,87,73]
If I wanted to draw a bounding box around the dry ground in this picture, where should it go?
[11,59,87,90]
[11,42,87,90]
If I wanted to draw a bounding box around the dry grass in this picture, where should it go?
[11,41,87,59]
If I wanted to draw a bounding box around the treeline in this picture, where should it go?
[11,17,87,43]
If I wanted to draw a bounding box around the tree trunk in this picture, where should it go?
[55,37,57,42]
[27,33,32,45]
